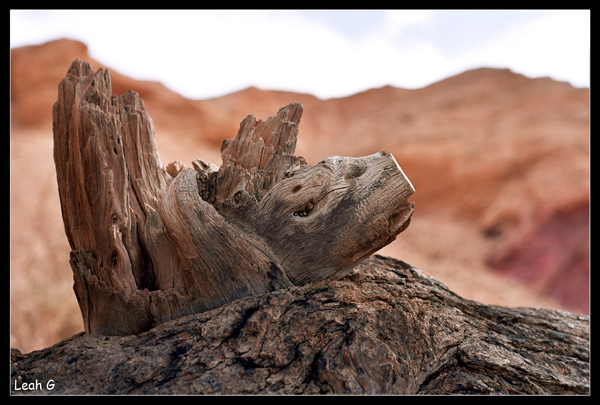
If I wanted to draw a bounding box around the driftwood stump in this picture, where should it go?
[52,60,414,336]
[11,256,589,394]
[16,60,586,395]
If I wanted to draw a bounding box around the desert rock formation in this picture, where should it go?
[10,39,589,353]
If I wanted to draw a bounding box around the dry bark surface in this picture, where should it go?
[11,255,589,395]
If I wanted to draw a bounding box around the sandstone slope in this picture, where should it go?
[10,39,589,353]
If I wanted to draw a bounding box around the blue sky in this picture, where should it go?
[10,10,590,100]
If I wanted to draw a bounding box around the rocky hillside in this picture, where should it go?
[10,39,589,353]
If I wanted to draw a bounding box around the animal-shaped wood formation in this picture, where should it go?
[53,60,415,336]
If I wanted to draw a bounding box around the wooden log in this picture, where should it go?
[10,256,589,395]
[52,60,415,336]
[53,61,177,335]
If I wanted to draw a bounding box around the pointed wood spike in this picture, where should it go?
[214,102,304,206]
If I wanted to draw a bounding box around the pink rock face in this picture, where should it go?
[488,201,589,314]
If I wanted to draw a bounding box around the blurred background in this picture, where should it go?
[10,10,589,353]
[11,10,590,98]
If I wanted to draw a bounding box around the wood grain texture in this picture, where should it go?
[52,60,414,336]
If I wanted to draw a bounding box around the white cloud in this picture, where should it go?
[10,10,590,100]
[376,10,433,41]
[448,10,590,87]
[80,10,356,98]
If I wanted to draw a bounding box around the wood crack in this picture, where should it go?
[53,60,414,335]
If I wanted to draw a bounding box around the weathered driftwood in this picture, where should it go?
[11,256,589,395]
[15,60,587,396]
[52,60,415,336]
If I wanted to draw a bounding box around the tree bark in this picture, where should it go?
[52,60,415,336]
[11,256,589,395]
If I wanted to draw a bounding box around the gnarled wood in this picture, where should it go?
[10,256,589,395]
[52,60,415,336]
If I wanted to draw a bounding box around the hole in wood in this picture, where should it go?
[233,190,244,205]
[110,251,119,269]
[293,201,314,217]
[346,164,367,180]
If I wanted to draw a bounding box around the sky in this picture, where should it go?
[10,9,590,100]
